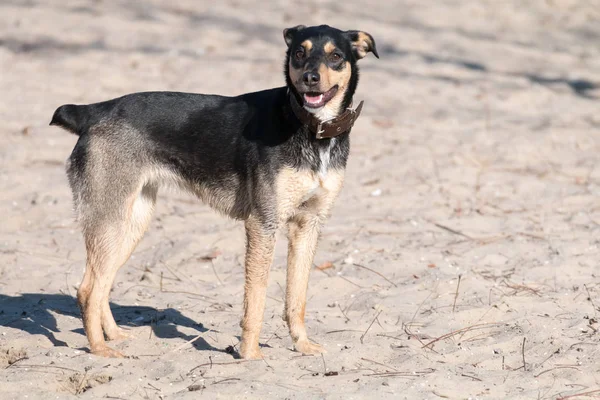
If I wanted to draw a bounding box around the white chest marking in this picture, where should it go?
[319,138,336,177]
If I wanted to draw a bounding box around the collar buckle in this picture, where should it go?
[315,116,335,139]
[316,123,324,139]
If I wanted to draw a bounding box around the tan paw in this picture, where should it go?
[239,345,264,360]
[105,327,133,342]
[294,340,326,355]
[91,346,125,358]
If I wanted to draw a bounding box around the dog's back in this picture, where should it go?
[51,91,237,137]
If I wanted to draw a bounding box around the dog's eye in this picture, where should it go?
[295,50,304,60]
[330,53,342,62]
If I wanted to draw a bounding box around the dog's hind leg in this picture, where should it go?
[101,183,157,342]
[67,133,159,357]
[76,181,157,357]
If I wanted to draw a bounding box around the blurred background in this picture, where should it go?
[1,1,600,398]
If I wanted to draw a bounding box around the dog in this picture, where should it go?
[50,24,378,359]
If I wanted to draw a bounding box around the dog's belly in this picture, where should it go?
[192,180,249,219]
[147,165,250,220]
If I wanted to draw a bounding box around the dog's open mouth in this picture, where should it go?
[303,86,338,108]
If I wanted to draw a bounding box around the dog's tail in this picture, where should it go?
[49,104,91,136]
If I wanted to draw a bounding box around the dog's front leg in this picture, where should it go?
[239,216,276,359]
[285,213,325,355]
[284,170,345,355]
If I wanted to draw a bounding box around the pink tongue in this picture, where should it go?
[305,94,322,104]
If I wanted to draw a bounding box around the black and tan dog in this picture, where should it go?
[50,24,378,359]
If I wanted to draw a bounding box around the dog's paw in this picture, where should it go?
[239,345,264,360]
[294,340,325,356]
[91,346,125,358]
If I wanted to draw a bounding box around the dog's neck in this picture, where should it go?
[288,91,363,139]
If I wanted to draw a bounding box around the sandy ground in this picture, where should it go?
[1,0,600,399]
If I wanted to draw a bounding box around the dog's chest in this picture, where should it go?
[276,163,343,222]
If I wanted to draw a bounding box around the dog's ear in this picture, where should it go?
[283,25,306,47]
[344,30,379,59]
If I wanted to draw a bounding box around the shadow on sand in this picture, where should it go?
[0,293,231,354]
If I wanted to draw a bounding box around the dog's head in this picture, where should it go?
[284,24,378,119]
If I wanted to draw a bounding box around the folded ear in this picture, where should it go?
[283,25,306,47]
[345,30,379,59]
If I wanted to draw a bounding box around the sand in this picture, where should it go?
[1,0,600,398]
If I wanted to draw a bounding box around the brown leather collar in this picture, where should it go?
[289,92,364,139]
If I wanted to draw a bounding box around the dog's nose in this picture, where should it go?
[303,71,320,86]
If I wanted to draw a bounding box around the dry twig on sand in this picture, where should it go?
[169,330,213,353]
[360,357,397,372]
[534,366,580,378]
[501,280,542,297]
[557,389,600,400]
[431,222,474,241]
[365,368,435,378]
[352,263,397,287]
[360,310,383,344]
[452,274,462,313]
[521,337,527,372]
[421,323,503,350]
